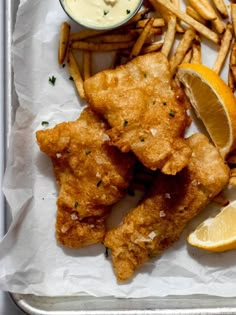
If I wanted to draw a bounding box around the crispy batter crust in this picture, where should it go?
[36,108,134,248]
[84,52,192,174]
[104,133,229,281]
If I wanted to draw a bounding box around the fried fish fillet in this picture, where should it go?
[84,52,192,174]
[104,133,230,281]
[36,108,134,248]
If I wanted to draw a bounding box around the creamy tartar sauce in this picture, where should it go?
[63,0,141,28]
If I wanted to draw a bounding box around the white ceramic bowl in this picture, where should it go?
[59,0,144,30]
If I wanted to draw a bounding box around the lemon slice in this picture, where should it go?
[188,201,236,252]
[177,63,236,158]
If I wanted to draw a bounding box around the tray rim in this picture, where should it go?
[5,0,236,314]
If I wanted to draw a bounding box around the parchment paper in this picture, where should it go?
[1,0,236,297]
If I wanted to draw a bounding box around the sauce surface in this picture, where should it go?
[63,0,141,28]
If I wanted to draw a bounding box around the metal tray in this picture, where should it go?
[4,0,236,314]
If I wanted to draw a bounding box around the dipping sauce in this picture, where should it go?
[61,0,142,29]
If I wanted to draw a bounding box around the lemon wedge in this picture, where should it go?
[177,63,236,158]
[188,201,236,252]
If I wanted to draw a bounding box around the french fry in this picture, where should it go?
[189,0,217,21]
[228,68,235,91]
[171,0,185,33]
[230,42,236,80]
[70,29,108,41]
[131,27,163,36]
[130,17,155,58]
[169,28,196,75]
[67,50,85,99]
[229,168,236,186]
[136,18,165,28]
[152,0,173,22]
[213,23,233,74]
[88,33,136,43]
[161,16,177,57]
[83,51,91,80]
[231,4,236,37]
[186,6,207,25]
[170,0,180,9]
[213,193,229,206]
[182,49,192,63]
[212,0,228,18]
[211,14,226,34]
[228,41,236,91]
[71,41,135,51]
[141,41,163,54]
[191,40,202,64]
[148,0,220,44]
[58,22,71,65]
[176,22,185,33]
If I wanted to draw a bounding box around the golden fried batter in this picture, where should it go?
[36,108,134,248]
[84,52,191,174]
[104,133,230,281]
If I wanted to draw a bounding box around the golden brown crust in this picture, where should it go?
[84,52,191,174]
[36,108,135,248]
[104,133,230,281]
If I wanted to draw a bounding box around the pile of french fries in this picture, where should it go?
[57,0,236,202]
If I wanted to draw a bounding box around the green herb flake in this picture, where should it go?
[143,73,147,78]
[162,102,167,106]
[126,9,131,14]
[169,110,175,117]
[152,100,156,105]
[96,179,102,187]
[123,120,128,127]
[66,150,71,154]
[140,138,145,142]
[104,10,109,16]
[85,150,91,155]
[41,121,49,126]
[74,201,79,208]
[69,76,74,81]
[49,75,56,85]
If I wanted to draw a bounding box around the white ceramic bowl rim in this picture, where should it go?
[59,0,144,30]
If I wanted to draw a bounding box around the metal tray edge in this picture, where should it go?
[5,0,236,314]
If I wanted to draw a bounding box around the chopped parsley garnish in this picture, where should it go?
[85,150,91,155]
[143,73,147,78]
[126,9,131,14]
[96,179,102,187]
[163,102,167,106]
[49,75,56,85]
[140,138,145,142]
[104,10,109,16]
[123,120,128,127]
[41,121,49,126]
[169,110,175,117]
[66,150,71,154]
[152,100,156,105]
[69,76,74,81]
[74,201,79,208]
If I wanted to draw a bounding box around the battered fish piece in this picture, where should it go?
[36,108,134,248]
[84,52,191,174]
[104,133,229,281]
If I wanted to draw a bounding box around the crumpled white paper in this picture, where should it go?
[1,0,236,298]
